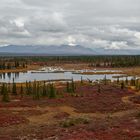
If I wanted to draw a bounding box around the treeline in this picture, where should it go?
[27,55,140,67]
[1,55,140,68]
[0,80,57,102]
[0,60,27,70]
[0,79,77,102]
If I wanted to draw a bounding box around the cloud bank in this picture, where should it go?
[0,0,140,50]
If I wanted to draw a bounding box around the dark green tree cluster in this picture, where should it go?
[0,80,59,102]
[66,79,76,93]
[1,55,140,68]
[27,81,57,100]
[1,83,10,102]
[42,81,48,97]
[20,84,24,98]
[0,59,27,70]
[48,83,56,98]
[26,81,32,95]
[28,55,140,68]
[32,81,41,100]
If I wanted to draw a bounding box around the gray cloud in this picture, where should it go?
[0,0,140,49]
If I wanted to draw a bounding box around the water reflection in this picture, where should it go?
[7,72,11,79]
[0,68,134,83]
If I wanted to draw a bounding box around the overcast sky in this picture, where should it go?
[0,0,140,50]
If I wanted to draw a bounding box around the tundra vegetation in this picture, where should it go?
[0,56,140,139]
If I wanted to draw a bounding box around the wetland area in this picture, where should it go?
[0,56,140,140]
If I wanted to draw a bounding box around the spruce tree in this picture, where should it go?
[66,82,70,93]
[33,80,37,99]
[8,82,11,93]
[98,84,101,93]
[71,79,75,93]
[121,81,125,89]
[36,82,40,99]
[125,77,128,85]
[117,77,120,84]
[2,84,10,102]
[42,81,47,96]
[49,83,56,98]
[33,81,40,100]
[28,81,32,95]
[25,81,29,95]
[136,79,139,90]
[12,78,17,95]
[104,75,107,85]
[1,83,5,95]
[20,84,24,98]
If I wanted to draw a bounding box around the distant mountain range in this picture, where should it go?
[0,45,95,55]
[0,45,140,55]
[95,48,140,55]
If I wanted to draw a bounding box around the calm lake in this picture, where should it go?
[0,67,132,83]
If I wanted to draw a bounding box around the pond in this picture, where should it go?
[0,67,133,83]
